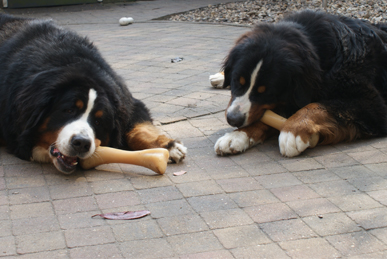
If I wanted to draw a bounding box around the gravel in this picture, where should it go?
[168,0,387,25]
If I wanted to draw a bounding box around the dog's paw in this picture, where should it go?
[279,131,319,157]
[209,72,225,89]
[215,131,251,155]
[168,141,187,163]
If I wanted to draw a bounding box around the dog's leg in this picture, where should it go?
[126,122,187,163]
[279,103,359,157]
[215,120,275,155]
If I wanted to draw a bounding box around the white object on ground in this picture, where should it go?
[119,17,134,26]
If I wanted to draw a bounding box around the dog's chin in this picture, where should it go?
[49,145,79,174]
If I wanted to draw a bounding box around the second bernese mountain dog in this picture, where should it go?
[215,10,387,157]
[0,14,187,174]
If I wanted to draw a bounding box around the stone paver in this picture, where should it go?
[1,0,387,257]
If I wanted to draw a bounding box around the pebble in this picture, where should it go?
[169,0,387,25]
[119,17,134,26]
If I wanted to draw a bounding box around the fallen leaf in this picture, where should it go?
[173,170,187,176]
[92,210,150,220]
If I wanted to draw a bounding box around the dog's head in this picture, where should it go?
[22,67,126,174]
[222,23,322,128]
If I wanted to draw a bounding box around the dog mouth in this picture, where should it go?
[50,145,78,174]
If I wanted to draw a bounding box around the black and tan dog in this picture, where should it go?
[214,10,387,157]
[0,14,187,174]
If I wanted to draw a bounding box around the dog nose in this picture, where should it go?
[71,135,91,153]
[227,111,245,128]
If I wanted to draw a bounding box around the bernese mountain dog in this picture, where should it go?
[0,14,187,174]
[214,10,387,157]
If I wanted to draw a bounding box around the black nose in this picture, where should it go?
[227,112,245,128]
[71,135,91,153]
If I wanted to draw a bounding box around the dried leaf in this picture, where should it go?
[92,210,150,220]
[173,170,187,176]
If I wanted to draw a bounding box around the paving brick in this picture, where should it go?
[216,177,262,193]
[214,224,271,249]
[10,250,69,259]
[367,190,387,205]
[326,231,387,257]
[10,202,54,220]
[279,237,341,259]
[0,190,8,206]
[347,208,387,230]
[16,231,66,254]
[229,190,280,207]
[112,219,164,241]
[95,191,141,210]
[200,208,254,229]
[157,214,208,236]
[8,186,50,205]
[119,238,175,258]
[348,177,387,192]
[255,173,302,189]
[145,199,195,219]
[64,226,115,248]
[137,186,183,204]
[167,232,223,255]
[57,211,106,230]
[302,212,361,236]
[177,180,223,197]
[0,220,12,237]
[328,193,383,211]
[244,203,297,223]
[293,169,341,183]
[270,185,320,202]
[366,162,387,177]
[4,164,42,178]
[69,244,123,259]
[0,236,16,257]
[231,243,291,259]
[129,175,173,189]
[53,196,98,215]
[279,158,323,172]
[12,215,60,236]
[187,194,238,212]
[49,182,93,200]
[287,198,341,217]
[309,180,360,197]
[345,251,387,259]
[90,179,134,194]
[314,153,359,168]
[369,227,387,245]
[260,218,317,242]
[180,250,234,259]
[241,161,288,176]
[5,175,46,189]
[347,150,387,164]
[0,205,9,220]
[333,165,378,179]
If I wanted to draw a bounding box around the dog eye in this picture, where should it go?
[257,86,266,93]
[95,120,100,126]
[64,109,75,114]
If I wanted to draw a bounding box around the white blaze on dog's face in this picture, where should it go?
[226,60,263,128]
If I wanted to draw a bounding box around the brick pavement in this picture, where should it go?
[1,1,387,258]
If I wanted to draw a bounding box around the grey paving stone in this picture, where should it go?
[112,219,164,241]
[231,243,291,259]
[279,237,341,259]
[157,214,208,236]
[347,208,387,230]
[302,212,362,236]
[286,198,341,217]
[326,231,387,257]
[213,224,271,249]
[119,238,175,259]
[260,218,318,242]
[69,244,123,259]
[64,226,115,248]
[167,231,223,255]
[244,203,298,223]
[16,231,66,254]
[200,208,254,229]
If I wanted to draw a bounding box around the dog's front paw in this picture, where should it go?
[209,72,225,89]
[279,131,319,157]
[215,131,251,156]
[168,141,187,163]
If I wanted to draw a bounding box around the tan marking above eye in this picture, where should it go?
[239,76,246,86]
[95,110,103,118]
[76,100,84,110]
[257,86,266,93]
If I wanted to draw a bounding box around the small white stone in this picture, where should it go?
[119,17,134,26]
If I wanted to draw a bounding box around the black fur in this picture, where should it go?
[0,14,152,160]
[223,10,387,138]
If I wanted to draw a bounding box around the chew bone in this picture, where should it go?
[261,110,319,148]
[80,147,169,174]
